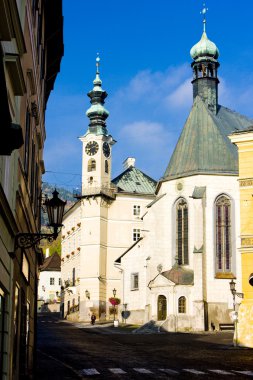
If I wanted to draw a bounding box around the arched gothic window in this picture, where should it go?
[88,159,96,172]
[176,198,189,265]
[157,295,167,321]
[105,160,108,173]
[178,296,186,314]
[215,195,232,273]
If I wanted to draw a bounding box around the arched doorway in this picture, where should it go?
[157,295,167,321]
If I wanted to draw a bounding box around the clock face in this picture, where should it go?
[102,142,111,158]
[85,141,99,156]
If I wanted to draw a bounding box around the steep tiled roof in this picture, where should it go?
[112,166,156,194]
[40,252,61,272]
[163,96,253,180]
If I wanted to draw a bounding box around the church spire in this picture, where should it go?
[200,2,208,33]
[86,54,109,135]
[190,2,220,114]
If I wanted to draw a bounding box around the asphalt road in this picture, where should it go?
[36,313,253,379]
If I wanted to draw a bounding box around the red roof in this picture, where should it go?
[40,252,61,272]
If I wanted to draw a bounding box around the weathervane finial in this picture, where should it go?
[96,52,100,74]
[200,2,208,32]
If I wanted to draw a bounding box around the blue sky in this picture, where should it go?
[43,0,253,191]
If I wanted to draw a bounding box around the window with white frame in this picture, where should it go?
[133,205,141,216]
[133,228,140,241]
[215,195,232,273]
[131,273,139,290]
[50,277,55,285]
[58,278,61,286]
[178,296,186,313]
[176,198,189,265]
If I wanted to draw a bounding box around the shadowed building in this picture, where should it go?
[0,1,63,378]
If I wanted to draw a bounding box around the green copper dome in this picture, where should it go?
[86,103,109,119]
[190,31,219,61]
[85,55,109,135]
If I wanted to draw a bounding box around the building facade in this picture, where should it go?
[38,251,61,312]
[0,1,63,378]
[61,58,156,321]
[61,16,252,333]
[229,128,253,347]
[116,22,253,331]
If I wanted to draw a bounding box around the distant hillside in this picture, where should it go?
[41,182,76,226]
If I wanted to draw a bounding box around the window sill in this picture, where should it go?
[131,288,139,291]
[215,272,235,279]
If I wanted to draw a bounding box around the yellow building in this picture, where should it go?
[229,127,253,347]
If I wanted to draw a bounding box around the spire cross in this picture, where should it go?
[200,2,208,32]
[96,52,100,74]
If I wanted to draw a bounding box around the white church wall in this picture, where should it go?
[121,173,241,330]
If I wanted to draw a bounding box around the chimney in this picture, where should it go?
[45,248,50,258]
[123,157,135,170]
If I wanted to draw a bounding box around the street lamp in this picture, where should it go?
[112,288,116,321]
[229,279,244,346]
[15,189,66,249]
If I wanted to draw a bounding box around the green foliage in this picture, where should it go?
[40,226,62,256]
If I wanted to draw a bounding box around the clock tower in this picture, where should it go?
[80,55,115,194]
[78,56,116,320]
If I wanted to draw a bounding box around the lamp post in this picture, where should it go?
[229,279,244,347]
[113,288,116,321]
[15,189,66,249]
[123,303,128,324]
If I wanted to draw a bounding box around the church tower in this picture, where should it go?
[190,5,219,114]
[78,56,116,321]
[80,55,115,193]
